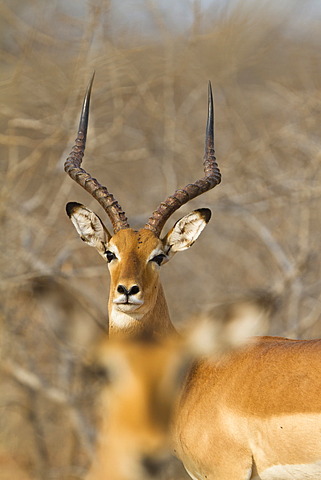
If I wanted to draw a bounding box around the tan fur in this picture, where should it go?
[173,337,321,480]
[0,447,32,480]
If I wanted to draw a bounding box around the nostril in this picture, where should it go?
[129,285,140,296]
[141,455,164,477]
[117,285,128,295]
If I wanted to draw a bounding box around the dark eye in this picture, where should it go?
[151,254,167,266]
[90,364,112,384]
[105,250,117,263]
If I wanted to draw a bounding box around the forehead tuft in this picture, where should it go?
[110,228,161,252]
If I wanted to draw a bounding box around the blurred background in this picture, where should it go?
[1,0,321,478]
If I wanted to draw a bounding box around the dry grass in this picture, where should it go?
[1,0,321,478]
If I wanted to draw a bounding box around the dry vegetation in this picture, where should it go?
[1,0,321,478]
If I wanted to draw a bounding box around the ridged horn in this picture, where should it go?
[144,81,221,237]
[64,73,129,233]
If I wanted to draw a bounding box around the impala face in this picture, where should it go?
[66,201,211,336]
[106,228,166,320]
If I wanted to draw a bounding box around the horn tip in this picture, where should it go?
[88,71,95,92]
[207,81,213,107]
[78,74,95,138]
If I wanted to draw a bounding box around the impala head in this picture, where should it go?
[87,336,192,480]
[64,75,221,338]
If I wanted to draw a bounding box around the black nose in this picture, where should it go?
[141,455,166,477]
[117,285,140,295]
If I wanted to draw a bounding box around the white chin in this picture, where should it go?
[111,306,145,327]
[115,304,142,313]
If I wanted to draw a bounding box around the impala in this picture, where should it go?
[65,77,321,480]
[85,303,267,480]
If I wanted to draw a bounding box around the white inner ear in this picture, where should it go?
[70,206,111,257]
[164,211,209,253]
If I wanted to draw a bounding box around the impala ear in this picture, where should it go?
[66,202,111,259]
[162,208,211,254]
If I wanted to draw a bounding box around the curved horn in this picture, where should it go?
[64,74,130,233]
[144,82,221,237]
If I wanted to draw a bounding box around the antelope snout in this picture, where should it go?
[117,284,140,296]
[141,453,171,478]
[113,284,144,307]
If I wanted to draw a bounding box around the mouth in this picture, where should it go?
[115,304,144,314]
[114,294,143,304]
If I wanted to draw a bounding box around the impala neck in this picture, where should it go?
[108,284,177,340]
